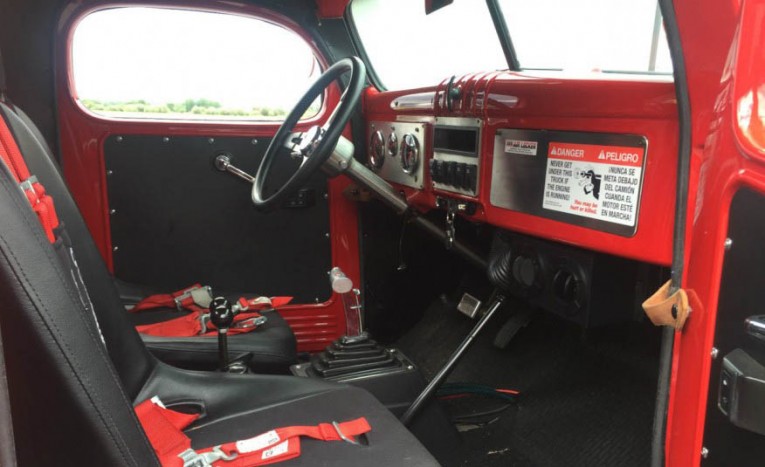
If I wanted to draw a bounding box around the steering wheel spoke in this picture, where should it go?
[251,57,366,209]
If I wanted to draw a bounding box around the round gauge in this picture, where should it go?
[368,130,385,170]
[399,133,419,175]
[387,132,398,157]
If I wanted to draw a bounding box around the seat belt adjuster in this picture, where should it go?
[18,175,38,195]
[179,446,237,467]
[174,284,213,311]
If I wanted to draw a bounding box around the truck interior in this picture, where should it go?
[0,0,762,466]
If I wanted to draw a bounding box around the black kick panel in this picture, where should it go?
[105,135,332,303]
[490,129,647,237]
[701,188,765,466]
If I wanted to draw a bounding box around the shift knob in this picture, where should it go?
[329,267,354,294]
[210,297,234,329]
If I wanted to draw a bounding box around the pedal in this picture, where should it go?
[457,293,482,319]
[493,307,534,349]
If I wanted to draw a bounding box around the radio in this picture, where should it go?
[430,117,481,197]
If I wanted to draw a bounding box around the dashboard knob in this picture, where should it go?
[553,269,581,305]
[368,130,385,171]
[400,134,420,175]
[512,255,537,288]
[387,132,398,157]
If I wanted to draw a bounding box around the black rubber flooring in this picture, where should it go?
[395,297,661,467]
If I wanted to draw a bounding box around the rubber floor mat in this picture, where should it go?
[396,297,661,467]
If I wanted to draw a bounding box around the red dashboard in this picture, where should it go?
[363,71,678,266]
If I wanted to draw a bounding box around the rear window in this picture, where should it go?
[71,8,322,121]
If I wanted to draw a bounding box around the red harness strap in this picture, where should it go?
[130,284,212,313]
[133,288,293,338]
[0,118,59,243]
[135,398,371,466]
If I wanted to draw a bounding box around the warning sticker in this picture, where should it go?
[504,139,538,156]
[542,141,644,226]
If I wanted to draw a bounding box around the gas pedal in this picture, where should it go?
[493,307,534,349]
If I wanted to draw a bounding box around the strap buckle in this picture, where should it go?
[174,285,213,311]
[233,296,272,313]
[232,315,267,330]
[19,176,39,199]
[179,446,237,467]
[198,313,211,334]
[332,421,361,446]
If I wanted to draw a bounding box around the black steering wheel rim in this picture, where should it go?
[251,56,366,210]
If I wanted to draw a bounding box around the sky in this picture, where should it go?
[72,2,673,110]
[72,8,320,110]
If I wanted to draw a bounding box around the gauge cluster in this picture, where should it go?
[366,121,425,189]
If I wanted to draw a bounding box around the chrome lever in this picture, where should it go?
[214,154,254,184]
[746,315,765,343]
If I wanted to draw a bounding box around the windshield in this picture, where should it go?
[350,0,507,90]
[350,0,672,90]
[498,0,672,73]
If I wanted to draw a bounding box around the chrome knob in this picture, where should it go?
[400,133,419,175]
[368,130,385,171]
[387,131,398,157]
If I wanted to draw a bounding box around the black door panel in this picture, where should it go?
[104,135,332,302]
[702,188,765,466]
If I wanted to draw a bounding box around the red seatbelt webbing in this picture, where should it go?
[130,284,208,313]
[135,398,371,466]
[135,310,265,337]
[133,289,292,337]
[0,118,59,242]
[0,117,29,182]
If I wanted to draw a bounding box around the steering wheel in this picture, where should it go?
[252,56,366,210]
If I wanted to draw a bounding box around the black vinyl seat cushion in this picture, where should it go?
[137,365,439,466]
[133,307,297,373]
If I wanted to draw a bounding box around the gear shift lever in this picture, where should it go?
[209,297,234,370]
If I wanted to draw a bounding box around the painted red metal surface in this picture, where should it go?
[55,0,356,352]
[365,73,679,266]
[316,0,349,18]
[666,0,765,465]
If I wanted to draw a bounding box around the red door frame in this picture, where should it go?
[54,0,359,352]
[668,0,765,465]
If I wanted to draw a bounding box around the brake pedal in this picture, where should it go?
[493,307,534,349]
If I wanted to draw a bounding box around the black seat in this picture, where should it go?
[0,100,298,373]
[0,103,438,467]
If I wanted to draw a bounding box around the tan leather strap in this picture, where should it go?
[642,280,691,330]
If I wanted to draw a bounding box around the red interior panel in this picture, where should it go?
[364,72,678,266]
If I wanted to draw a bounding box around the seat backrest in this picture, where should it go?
[0,57,160,464]
[0,156,158,465]
[0,101,158,398]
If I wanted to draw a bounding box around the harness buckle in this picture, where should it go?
[174,285,213,311]
[179,446,237,467]
[232,315,267,330]
[332,422,361,446]
[198,313,211,334]
[19,176,39,200]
